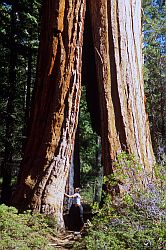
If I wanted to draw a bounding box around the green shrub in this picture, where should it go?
[76,153,166,250]
[76,194,165,250]
[0,204,57,249]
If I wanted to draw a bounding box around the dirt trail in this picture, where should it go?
[47,204,92,249]
[47,230,82,249]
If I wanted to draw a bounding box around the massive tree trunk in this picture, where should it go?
[12,0,86,226]
[12,0,155,226]
[88,0,155,183]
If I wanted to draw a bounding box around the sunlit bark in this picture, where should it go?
[12,0,86,226]
[12,0,155,226]
[89,0,155,183]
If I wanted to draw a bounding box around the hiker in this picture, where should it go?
[64,187,84,231]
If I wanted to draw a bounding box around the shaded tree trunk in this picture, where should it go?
[93,136,103,204]
[64,151,75,211]
[12,0,86,226]
[73,123,81,188]
[24,46,32,135]
[64,123,80,210]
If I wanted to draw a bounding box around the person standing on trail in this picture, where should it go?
[64,187,84,231]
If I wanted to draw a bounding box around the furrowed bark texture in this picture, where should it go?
[12,0,156,226]
[12,0,86,226]
[89,0,155,180]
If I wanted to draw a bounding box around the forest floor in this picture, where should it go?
[47,205,92,249]
[47,230,82,249]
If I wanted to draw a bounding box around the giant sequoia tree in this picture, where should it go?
[12,0,155,226]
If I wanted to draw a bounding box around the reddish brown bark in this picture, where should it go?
[12,0,86,226]
[12,0,156,226]
[89,0,155,183]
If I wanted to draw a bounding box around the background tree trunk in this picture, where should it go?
[73,123,81,188]
[93,136,103,204]
[88,0,155,185]
[12,0,86,226]
[24,46,32,136]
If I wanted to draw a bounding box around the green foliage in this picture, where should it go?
[0,0,41,178]
[112,152,142,183]
[154,164,166,182]
[76,197,165,249]
[79,86,100,186]
[143,0,166,161]
[0,204,57,250]
[75,153,166,250]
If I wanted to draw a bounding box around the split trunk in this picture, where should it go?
[12,0,155,226]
